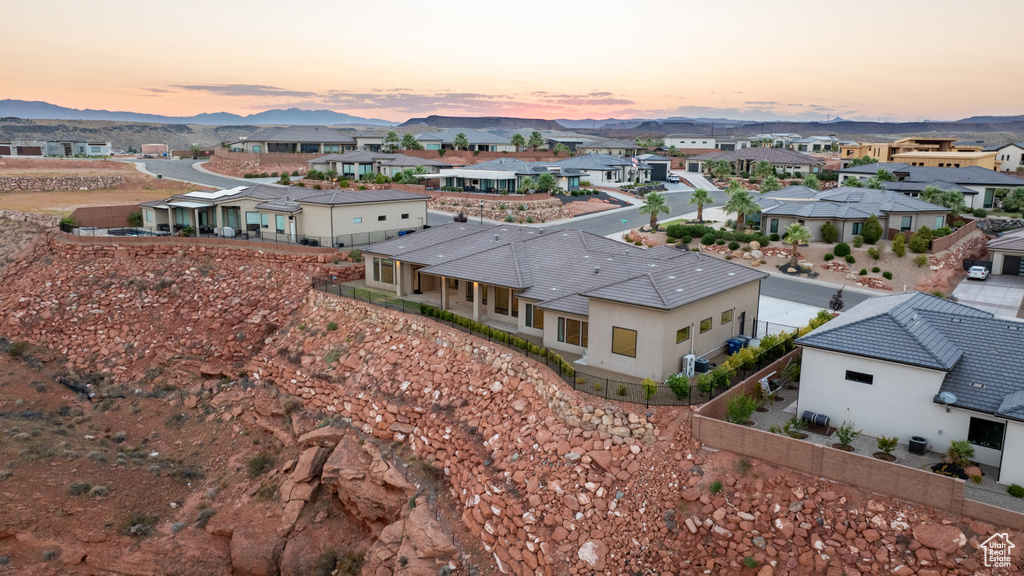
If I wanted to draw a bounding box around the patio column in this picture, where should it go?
[440,277,449,310]
[472,282,480,322]
[193,208,199,234]
[395,261,404,297]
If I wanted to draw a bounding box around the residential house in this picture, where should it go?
[985,143,1024,172]
[430,157,585,192]
[555,154,650,185]
[892,150,1000,171]
[138,184,428,247]
[839,137,993,168]
[308,151,452,180]
[750,133,802,148]
[986,230,1024,276]
[242,126,357,154]
[414,129,515,152]
[688,147,824,176]
[786,135,855,153]
[635,154,674,181]
[665,135,716,149]
[45,137,113,157]
[797,292,1024,487]
[755,186,950,241]
[363,223,767,381]
[575,138,643,157]
[838,163,1024,210]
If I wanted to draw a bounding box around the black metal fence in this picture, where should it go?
[312,280,793,408]
[58,223,422,249]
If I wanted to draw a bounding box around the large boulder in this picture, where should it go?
[231,527,286,576]
[577,539,608,571]
[913,523,966,554]
[322,435,414,531]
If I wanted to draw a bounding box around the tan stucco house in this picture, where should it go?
[838,163,1024,210]
[987,230,1024,276]
[362,223,766,381]
[797,292,1024,487]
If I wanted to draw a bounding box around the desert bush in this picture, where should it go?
[1009,484,1024,498]
[892,233,907,257]
[833,242,851,257]
[641,378,658,400]
[914,254,929,267]
[665,373,689,400]
[725,394,757,424]
[972,208,988,218]
[89,485,110,497]
[743,556,759,568]
[280,396,302,414]
[877,436,898,455]
[872,266,880,273]
[248,452,272,477]
[845,255,855,264]
[69,481,92,495]
[823,253,834,261]
[859,269,867,275]
[709,479,723,494]
[947,440,974,468]
[820,222,838,243]
[852,235,864,248]
[883,271,892,279]
[909,226,933,253]
[8,340,28,358]
[728,240,740,250]
[835,421,861,447]
[326,321,338,331]
[119,511,159,537]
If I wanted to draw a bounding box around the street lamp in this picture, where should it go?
[479,200,484,225]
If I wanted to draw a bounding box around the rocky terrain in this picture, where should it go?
[0,219,1020,575]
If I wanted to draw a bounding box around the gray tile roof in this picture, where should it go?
[246,126,356,144]
[840,163,1023,186]
[366,223,765,313]
[690,147,825,165]
[881,180,978,195]
[313,151,399,163]
[157,184,426,211]
[380,155,452,168]
[757,186,949,219]
[579,138,638,150]
[987,229,1024,252]
[556,154,633,170]
[413,129,511,145]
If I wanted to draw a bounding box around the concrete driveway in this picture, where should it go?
[952,275,1024,319]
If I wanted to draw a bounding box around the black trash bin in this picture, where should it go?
[909,436,927,455]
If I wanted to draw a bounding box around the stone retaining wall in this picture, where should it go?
[0,175,125,191]
[976,217,1024,233]
[0,209,59,227]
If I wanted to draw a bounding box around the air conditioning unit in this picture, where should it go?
[682,354,696,377]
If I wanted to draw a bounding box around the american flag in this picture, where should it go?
[631,155,638,167]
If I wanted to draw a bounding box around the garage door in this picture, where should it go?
[0,146,9,155]
[1003,255,1023,276]
[651,163,668,181]
[16,146,42,156]
[687,162,701,172]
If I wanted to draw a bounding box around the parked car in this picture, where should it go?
[967,265,990,280]
[666,174,680,183]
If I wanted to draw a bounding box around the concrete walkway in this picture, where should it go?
[952,275,1024,319]
[673,170,720,191]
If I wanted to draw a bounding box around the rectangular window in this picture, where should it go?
[721,309,733,324]
[276,215,285,234]
[245,212,260,226]
[968,417,1004,450]
[465,282,474,303]
[852,222,863,235]
[380,259,394,284]
[845,370,874,385]
[511,290,519,318]
[378,215,386,222]
[252,145,262,153]
[699,317,712,333]
[353,217,362,224]
[676,326,690,343]
[494,286,509,315]
[372,257,380,282]
[261,213,269,228]
[984,188,995,210]
[145,210,153,223]
[611,327,637,358]
[769,219,779,234]
[935,215,944,229]
[900,216,912,232]
[401,213,409,219]
[91,146,101,153]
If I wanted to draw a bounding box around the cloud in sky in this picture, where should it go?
[171,84,318,98]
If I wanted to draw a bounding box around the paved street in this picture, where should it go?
[132,158,249,189]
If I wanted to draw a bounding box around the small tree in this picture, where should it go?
[1003,186,1024,213]
[383,131,399,151]
[536,172,556,192]
[190,144,201,159]
[783,223,812,267]
[835,421,861,448]
[828,287,844,313]
[849,155,878,167]
[641,378,659,400]
[802,173,821,191]
[528,131,544,151]
[820,221,839,243]
[909,226,933,253]
[861,214,883,244]
[510,133,526,152]
[892,232,907,257]
[689,188,713,222]
[638,192,670,231]
[707,159,732,179]
[453,132,470,151]
[726,395,758,424]
[724,189,758,230]
[519,176,536,192]
[877,436,898,456]
[401,133,422,150]
[753,160,775,180]
[759,174,782,193]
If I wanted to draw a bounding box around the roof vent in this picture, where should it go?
[594,266,600,274]
[728,272,735,276]
[649,264,657,268]
[695,268,703,272]
[951,318,962,323]
[494,234,499,242]
[1009,325,1020,331]
[675,288,684,292]
[972,382,986,389]
[667,275,676,279]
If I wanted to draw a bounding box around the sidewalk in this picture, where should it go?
[195,161,283,186]
[673,170,720,191]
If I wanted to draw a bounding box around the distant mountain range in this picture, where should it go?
[399,115,563,130]
[0,100,396,126]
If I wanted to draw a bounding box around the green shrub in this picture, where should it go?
[292,170,299,177]
[909,226,933,253]
[680,235,692,244]
[882,271,892,280]
[726,394,757,424]
[833,242,851,257]
[972,208,988,218]
[934,226,953,238]
[742,556,759,569]
[872,266,880,273]
[769,233,779,241]
[820,222,839,243]
[641,378,658,400]
[862,214,883,244]
[823,253,834,261]
[504,215,514,222]
[127,211,143,227]
[835,421,861,447]
[877,435,898,455]
[666,373,690,400]
[947,440,974,468]
[709,479,723,494]
[616,384,628,397]
[845,255,856,264]
[852,235,864,248]
[327,321,338,331]
[859,269,867,275]
[867,247,880,259]
[892,233,907,257]
[8,340,28,358]
[1009,484,1024,498]
[69,481,93,495]
[701,233,715,245]
[118,511,159,537]
[715,239,726,245]
[247,452,272,477]
[727,241,740,250]
[914,254,929,267]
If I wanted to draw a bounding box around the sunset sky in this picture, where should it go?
[3,0,1022,122]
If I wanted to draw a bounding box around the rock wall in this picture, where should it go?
[0,209,59,227]
[0,175,126,191]
[207,155,308,178]
[916,231,990,294]
[976,217,1024,233]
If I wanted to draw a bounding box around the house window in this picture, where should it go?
[845,370,874,385]
[699,317,712,333]
[511,290,519,318]
[145,210,153,223]
[494,287,509,315]
[378,215,386,222]
[611,327,637,358]
[721,309,733,324]
[300,144,320,153]
[372,257,380,282]
[525,304,544,329]
[276,215,285,234]
[769,219,779,234]
[852,222,863,235]
[90,146,101,154]
[245,212,260,227]
[353,217,362,224]
[676,326,690,344]
[465,282,474,303]
[935,215,944,229]
[984,188,995,209]
[373,258,394,284]
[401,213,409,219]
[261,213,269,228]
[557,318,588,347]
[252,145,262,153]
[968,417,1004,450]
[900,216,912,232]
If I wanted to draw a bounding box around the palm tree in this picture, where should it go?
[519,176,536,192]
[510,133,526,152]
[689,189,712,222]
[453,132,470,151]
[921,186,967,217]
[783,223,812,268]
[638,192,670,231]
[760,174,782,193]
[724,189,759,230]
[753,160,775,180]
[802,173,821,191]
[725,179,746,196]
[528,131,544,151]
[384,131,399,151]
[1003,186,1024,213]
